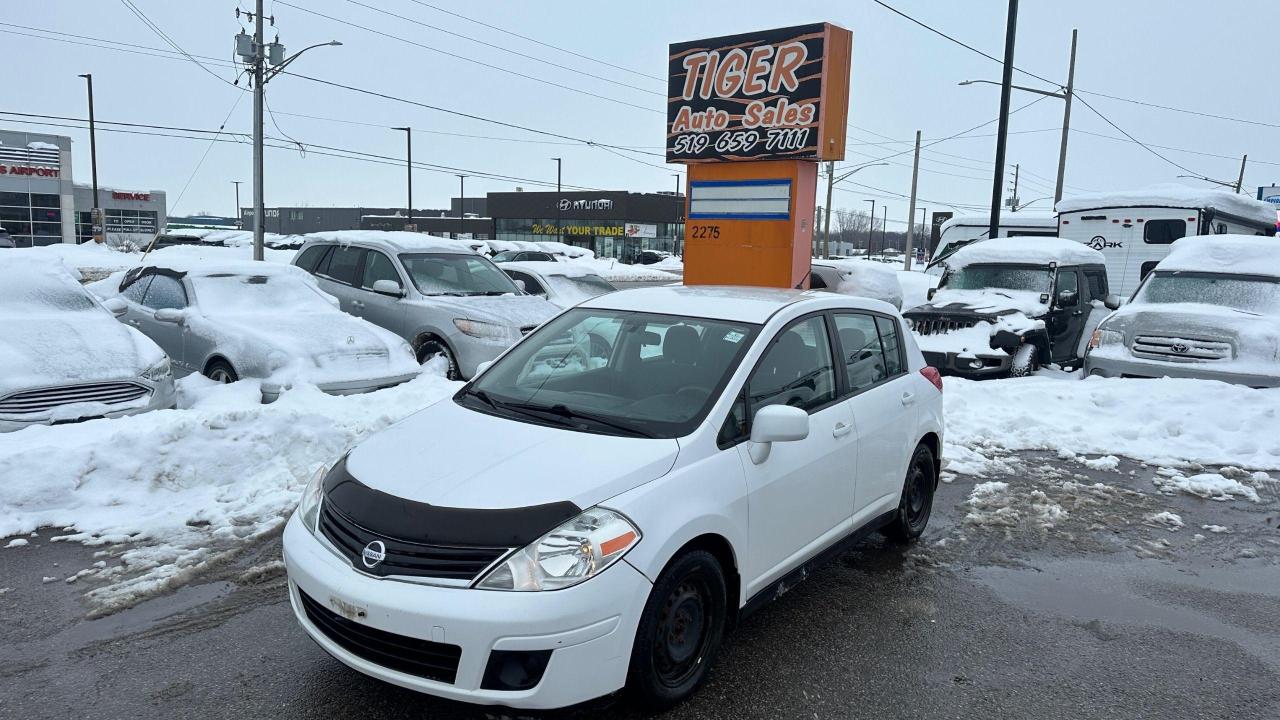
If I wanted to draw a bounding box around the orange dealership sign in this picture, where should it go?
[667,23,852,163]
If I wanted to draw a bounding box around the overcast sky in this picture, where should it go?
[10,1,1278,224]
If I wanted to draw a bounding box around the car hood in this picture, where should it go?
[203,311,398,356]
[344,396,680,511]
[907,288,1048,318]
[0,313,164,394]
[405,293,559,329]
[1103,302,1280,348]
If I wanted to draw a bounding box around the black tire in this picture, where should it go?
[883,444,937,542]
[1009,342,1039,377]
[416,338,460,380]
[627,550,727,709]
[204,359,239,384]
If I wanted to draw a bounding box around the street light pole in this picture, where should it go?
[864,199,875,257]
[77,73,101,243]
[552,157,562,244]
[393,127,412,230]
[987,0,1020,243]
[232,181,242,228]
[457,175,466,238]
[250,0,265,260]
[904,130,921,271]
[879,204,888,259]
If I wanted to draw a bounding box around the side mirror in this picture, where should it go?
[153,308,184,324]
[103,297,127,318]
[926,287,937,301]
[475,360,494,376]
[1104,293,1122,310]
[1057,289,1079,307]
[371,279,405,297]
[513,279,527,292]
[748,404,809,465]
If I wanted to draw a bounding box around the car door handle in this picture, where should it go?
[901,391,916,406]
[352,300,365,308]
[832,422,853,438]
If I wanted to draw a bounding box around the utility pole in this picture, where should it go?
[987,0,1020,242]
[393,127,412,230]
[1236,155,1248,193]
[552,157,562,244]
[232,181,242,228]
[904,130,921,271]
[457,175,466,238]
[236,5,340,259]
[672,173,681,256]
[1054,28,1077,204]
[864,199,876,256]
[77,73,101,244]
[879,204,888,259]
[823,162,835,258]
[1009,163,1021,211]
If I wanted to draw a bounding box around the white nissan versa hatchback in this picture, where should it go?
[283,285,944,710]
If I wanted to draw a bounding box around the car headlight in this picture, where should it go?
[453,318,519,342]
[140,356,172,382]
[296,463,329,534]
[1088,328,1124,350]
[475,507,640,591]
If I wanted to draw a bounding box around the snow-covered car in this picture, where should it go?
[0,259,175,432]
[292,233,559,380]
[1085,235,1280,387]
[105,261,420,402]
[491,249,557,263]
[904,238,1118,377]
[500,261,618,309]
[809,258,904,309]
[283,286,944,710]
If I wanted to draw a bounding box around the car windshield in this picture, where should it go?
[940,263,1053,293]
[192,273,334,314]
[0,271,98,313]
[545,274,616,303]
[459,307,760,438]
[399,253,520,296]
[1134,271,1280,314]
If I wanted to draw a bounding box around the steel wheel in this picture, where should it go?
[883,443,936,542]
[653,578,713,689]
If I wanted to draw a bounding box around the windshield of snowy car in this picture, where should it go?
[191,273,335,315]
[399,253,520,296]
[458,307,759,438]
[940,263,1053,293]
[1133,271,1280,314]
[0,270,98,313]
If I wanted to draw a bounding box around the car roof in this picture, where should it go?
[500,260,599,278]
[300,231,474,254]
[139,259,308,278]
[1156,234,1280,278]
[578,284,888,324]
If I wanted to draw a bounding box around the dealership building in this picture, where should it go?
[488,190,684,260]
[0,128,166,247]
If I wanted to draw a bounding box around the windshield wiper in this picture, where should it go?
[500,399,653,438]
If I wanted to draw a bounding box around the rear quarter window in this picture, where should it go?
[295,244,330,273]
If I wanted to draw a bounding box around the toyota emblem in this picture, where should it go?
[361,540,387,568]
[1170,343,1189,354]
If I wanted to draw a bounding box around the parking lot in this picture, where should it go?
[4,447,1277,720]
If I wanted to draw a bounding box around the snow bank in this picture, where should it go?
[944,374,1280,473]
[1057,184,1276,225]
[947,236,1104,269]
[1157,235,1280,278]
[0,370,460,610]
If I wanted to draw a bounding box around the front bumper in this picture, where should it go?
[282,514,652,709]
[0,375,177,433]
[261,371,420,403]
[921,350,1012,378]
[1084,353,1280,388]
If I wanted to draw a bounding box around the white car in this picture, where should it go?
[499,261,618,309]
[0,259,175,432]
[283,285,944,710]
[103,261,420,402]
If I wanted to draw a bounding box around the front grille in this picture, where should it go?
[319,502,510,582]
[298,589,462,684]
[912,318,978,336]
[0,381,150,415]
[1131,335,1231,362]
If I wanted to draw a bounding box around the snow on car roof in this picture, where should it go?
[1057,184,1276,224]
[302,230,474,254]
[1156,235,1280,277]
[139,258,310,278]
[947,236,1104,268]
[582,285,831,323]
[499,260,598,278]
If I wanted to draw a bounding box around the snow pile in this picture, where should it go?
[1150,468,1263,503]
[947,236,1104,269]
[163,227,302,248]
[0,370,460,611]
[27,141,60,150]
[963,481,1068,531]
[814,259,903,308]
[944,374,1280,473]
[1058,184,1276,225]
[649,255,685,273]
[1145,511,1184,530]
[482,238,594,259]
[5,242,298,279]
[1157,235,1280,278]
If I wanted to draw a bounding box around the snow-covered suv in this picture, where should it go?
[904,238,1118,377]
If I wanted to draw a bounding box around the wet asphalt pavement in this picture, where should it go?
[3,450,1279,720]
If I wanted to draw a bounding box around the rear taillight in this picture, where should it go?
[920,366,943,392]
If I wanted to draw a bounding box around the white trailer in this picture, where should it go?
[926,211,1058,275]
[1057,186,1275,296]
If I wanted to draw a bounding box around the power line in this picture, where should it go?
[1072,127,1279,168]
[118,0,246,89]
[401,0,666,84]
[1073,93,1208,178]
[345,0,663,98]
[170,94,247,215]
[1073,88,1280,131]
[274,1,662,114]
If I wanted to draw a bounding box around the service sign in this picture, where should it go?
[667,23,851,164]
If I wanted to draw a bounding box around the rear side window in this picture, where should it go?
[143,275,187,310]
[295,244,330,273]
[833,313,887,392]
[1144,219,1187,245]
[322,246,364,285]
[808,271,828,289]
[121,273,153,304]
[874,316,904,377]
